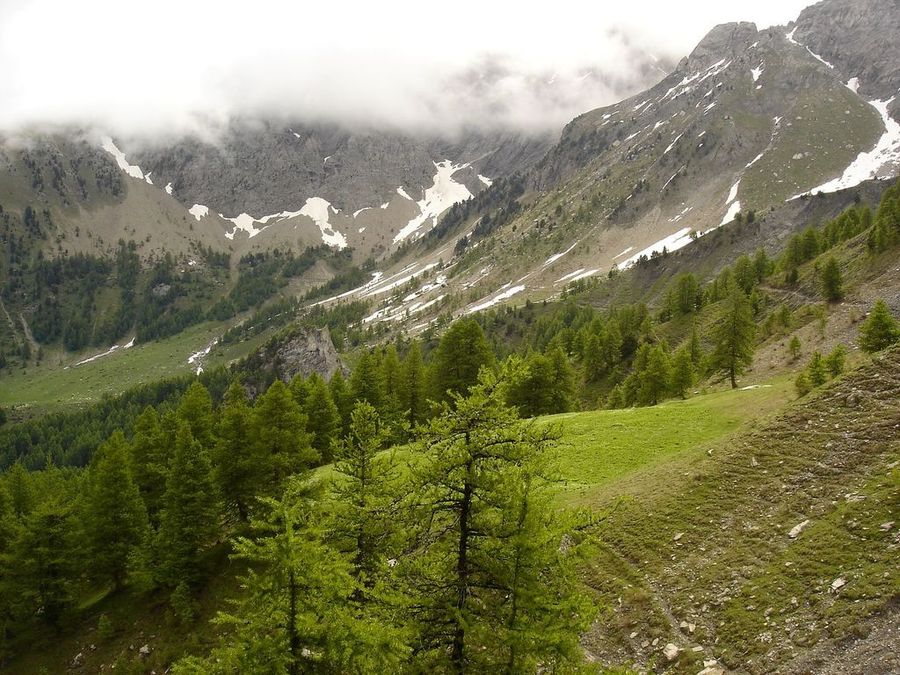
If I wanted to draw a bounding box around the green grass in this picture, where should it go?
[546,378,792,504]
[0,321,271,417]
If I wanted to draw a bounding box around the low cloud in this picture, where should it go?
[0,0,814,140]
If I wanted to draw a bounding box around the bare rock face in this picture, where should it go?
[272,326,346,382]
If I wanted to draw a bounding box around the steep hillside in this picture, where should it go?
[578,345,900,674]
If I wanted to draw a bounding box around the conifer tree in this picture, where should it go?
[331,402,396,587]
[380,345,403,421]
[547,345,576,413]
[789,335,802,361]
[859,299,900,353]
[350,351,385,411]
[400,340,428,428]
[288,374,311,409]
[712,288,756,388]
[430,318,494,401]
[825,344,847,377]
[83,431,148,588]
[10,498,75,628]
[156,423,219,588]
[213,380,259,522]
[807,351,828,388]
[130,406,169,525]
[670,345,695,399]
[177,381,216,450]
[329,370,354,437]
[821,257,843,302]
[404,366,591,672]
[5,462,34,518]
[689,320,703,366]
[173,475,407,675]
[303,374,340,463]
[639,344,671,405]
[253,380,317,485]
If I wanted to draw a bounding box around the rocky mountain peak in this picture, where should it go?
[681,22,759,72]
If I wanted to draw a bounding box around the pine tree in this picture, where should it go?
[430,318,494,401]
[213,381,260,522]
[288,374,311,409]
[795,371,812,397]
[177,381,216,450]
[173,475,407,675]
[670,345,695,399]
[547,345,576,413]
[506,352,555,417]
[350,351,385,411]
[825,344,847,377]
[712,288,756,388]
[859,299,900,353]
[303,374,340,463]
[380,345,403,421]
[83,432,149,588]
[253,380,317,485]
[156,423,220,588]
[9,498,75,628]
[331,402,396,587]
[821,257,843,302]
[807,351,828,388]
[638,344,671,405]
[789,335,802,361]
[403,366,591,672]
[329,370,354,437]
[400,340,428,428]
[130,406,169,525]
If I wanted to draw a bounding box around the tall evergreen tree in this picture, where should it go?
[83,432,148,588]
[130,406,169,525]
[712,288,756,388]
[350,351,385,411]
[859,299,900,353]
[213,380,260,522]
[331,402,396,587]
[430,318,494,401]
[156,423,219,588]
[547,346,576,413]
[404,367,590,672]
[253,380,316,485]
[670,345,695,399]
[177,381,216,450]
[303,374,340,463]
[821,257,844,302]
[329,370,354,437]
[173,475,407,675]
[638,344,671,405]
[400,340,428,428]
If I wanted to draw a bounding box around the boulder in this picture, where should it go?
[272,326,347,382]
[788,519,810,538]
[663,643,680,661]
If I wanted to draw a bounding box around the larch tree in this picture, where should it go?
[402,366,591,672]
[253,380,316,486]
[859,299,900,352]
[129,406,169,525]
[82,431,149,589]
[429,318,494,402]
[712,288,756,388]
[400,340,428,429]
[213,380,260,522]
[303,374,340,463]
[156,423,220,588]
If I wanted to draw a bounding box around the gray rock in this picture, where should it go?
[272,326,346,382]
[664,643,680,661]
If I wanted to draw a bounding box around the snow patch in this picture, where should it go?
[188,339,217,376]
[617,227,694,269]
[846,77,860,94]
[478,174,493,187]
[543,242,578,267]
[75,344,119,366]
[467,285,526,314]
[353,207,372,218]
[751,65,764,82]
[664,132,683,155]
[720,200,742,226]
[299,197,348,249]
[101,137,152,183]
[790,97,900,198]
[397,186,414,201]
[726,180,741,204]
[188,204,209,221]
[555,268,586,284]
[164,182,173,195]
[393,161,473,243]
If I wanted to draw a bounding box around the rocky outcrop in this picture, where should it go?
[272,326,346,382]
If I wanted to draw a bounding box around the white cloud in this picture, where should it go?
[0,0,814,137]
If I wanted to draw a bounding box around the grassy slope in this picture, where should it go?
[0,321,271,418]
[577,347,900,674]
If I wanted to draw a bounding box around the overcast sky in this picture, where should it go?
[0,0,816,138]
